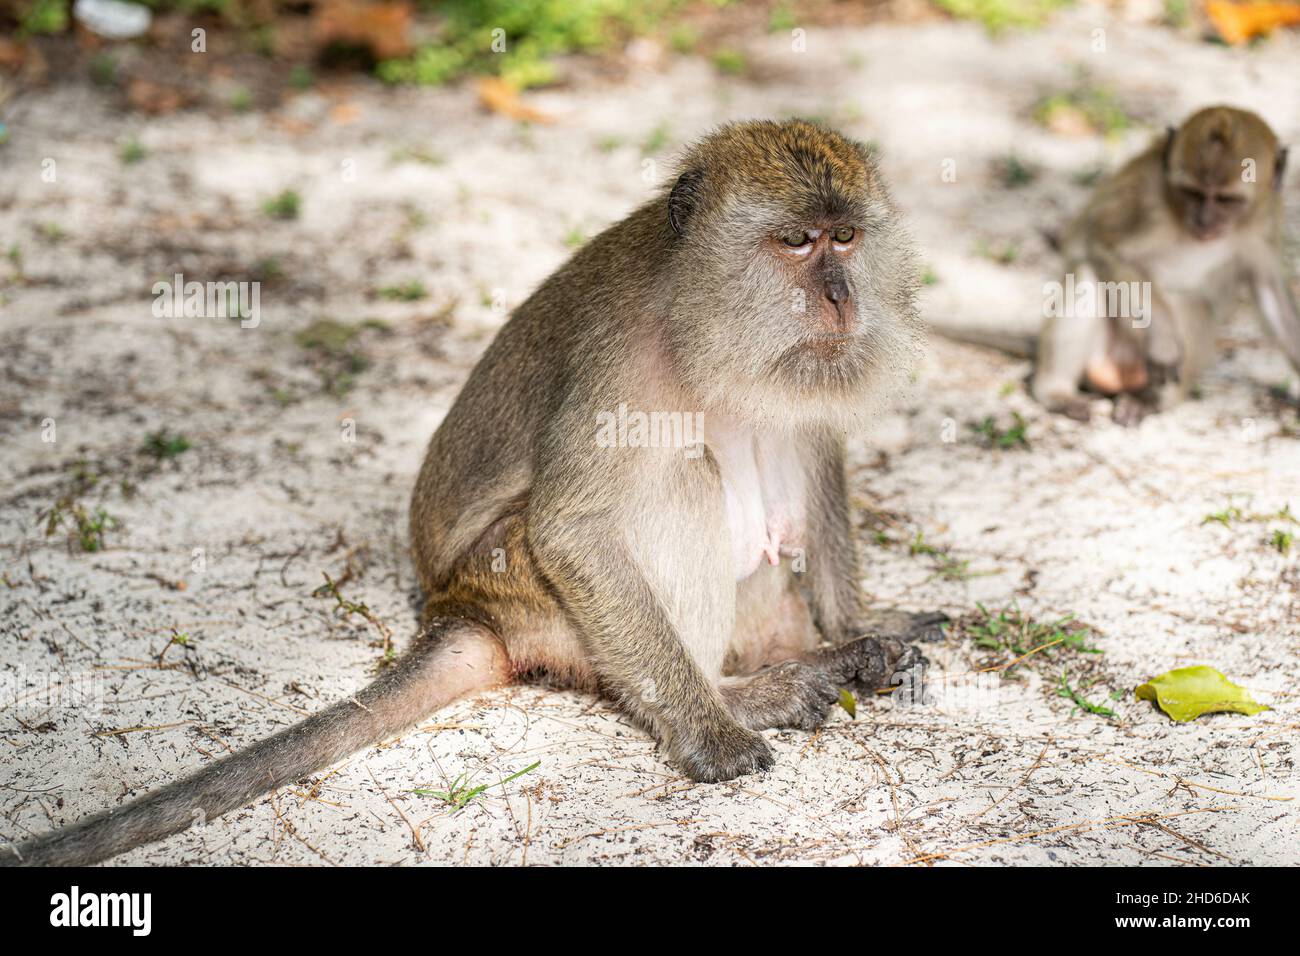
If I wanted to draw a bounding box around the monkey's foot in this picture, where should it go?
[1112,393,1155,428]
[670,722,774,783]
[851,608,948,644]
[1050,396,1093,423]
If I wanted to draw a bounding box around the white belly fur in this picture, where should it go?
[708,423,808,581]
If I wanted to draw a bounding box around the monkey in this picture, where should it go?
[934,106,1300,425]
[1,120,943,867]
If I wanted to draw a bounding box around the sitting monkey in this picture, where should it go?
[4,120,941,867]
[938,107,1300,425]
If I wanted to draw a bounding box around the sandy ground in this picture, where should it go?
[2,7,1298,866]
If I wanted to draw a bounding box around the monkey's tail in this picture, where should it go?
[927,322,1038,359]
[0,611,508,867]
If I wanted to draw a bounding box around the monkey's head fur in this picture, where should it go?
[1163,106,1286,242]
[663,120,923,433]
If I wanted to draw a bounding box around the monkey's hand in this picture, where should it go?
[671,723,774,783]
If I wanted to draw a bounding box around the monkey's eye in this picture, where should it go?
[781,231,811,248]
[1218,194,1246,205]
[832,226,856,243]
[1180,187,1206,202]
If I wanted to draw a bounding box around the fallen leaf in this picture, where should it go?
[1136,665,1270,722]
[837,688,857,719]
[477,77,555,124]
[1206,0,1300,45]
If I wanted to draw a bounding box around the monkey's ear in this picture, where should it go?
[1161,127,1176,171]
[1276,145,1289,190]
[668,168,704,237]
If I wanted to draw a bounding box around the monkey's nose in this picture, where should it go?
[825,277,849,304]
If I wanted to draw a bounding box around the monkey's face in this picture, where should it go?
[1164,108,1278,242]
[664,121,923,431]
[1167,174,1254,242]
[670,194,922,432]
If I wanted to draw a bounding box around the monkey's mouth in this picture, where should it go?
[1189,222,1227,242]
[802,335,854,361]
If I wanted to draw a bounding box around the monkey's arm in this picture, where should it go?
[527,450,772,783]
[800,436,865,642]
[1247,254,1300,376]
[801,437,946,646]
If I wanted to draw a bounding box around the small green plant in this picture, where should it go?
[908,532,987,582]
[969,411,1030,449]
[640,122,672,156]
[74,507,115,553]
[229,87,254,112]
[711,48,747,75]
[920,266,939,287]
[90,54,118,87]
[1162,0,1191,27]
[412,761,541,812]
[45,499,117,553]
[1034,82,1130,138]
[1271,529,1295,554]
[295,318,369,394]
[934,0,1072,33]
[994,154,1037,188]
[143,430,191,459]
[37,223,67,243]
[1057,671,1116,717]
[288,65,314,90]
[262,190,301,221]
[1202,500,1295,528]
[19,0,68,35]
[668,24,699,53]
[563,227,587,249]
[120,138,146,165]
[313,572,394,662]
[378,280,428,302]
[768,3,797,31]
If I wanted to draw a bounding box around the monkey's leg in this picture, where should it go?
[720,635,920,731]
[1,608,509,867]
[529,458,773,783]
[1032,307,1106,421]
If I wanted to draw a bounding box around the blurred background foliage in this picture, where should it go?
[0,0,1290,93]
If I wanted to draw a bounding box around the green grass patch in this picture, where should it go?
[934,0,1072,32]
[969,411,1030,449]
[967,602,1102,660]
[143,430,191,459]
[261,190,301,221]
[412,760,541,812]
[378,0,686,89]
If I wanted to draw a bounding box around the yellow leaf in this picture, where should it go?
[837,688,857,720]
[1136,666,1270,722]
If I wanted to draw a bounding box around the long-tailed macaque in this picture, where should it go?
[941,107,1300,424]
[2,121,941,866]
